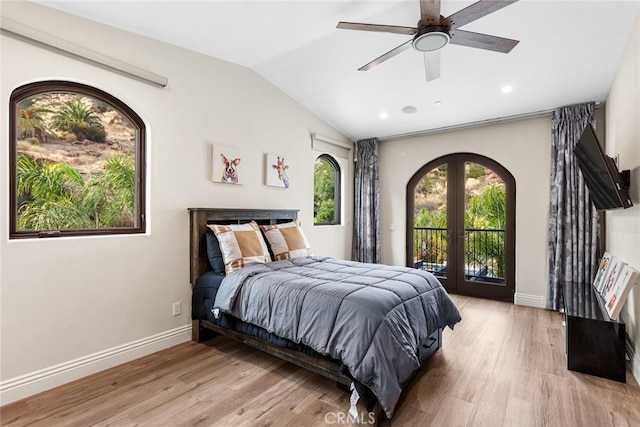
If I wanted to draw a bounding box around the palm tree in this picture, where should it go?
[17,154,84,201]
[16,98,52,142]
[465,184,506,278]
[414,206,448,265]
[50,97,106,142]
[18,197,94,230]
[16,153,136,230]
[82,154,136,227]
[16,154,89,230]
[465,184,506,229]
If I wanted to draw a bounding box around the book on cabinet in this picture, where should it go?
[592,253,639,321]
[604,264,639,320]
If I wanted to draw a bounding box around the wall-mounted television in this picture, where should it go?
[574,124,632,211]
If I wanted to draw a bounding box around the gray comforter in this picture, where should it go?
[214,257,461,418]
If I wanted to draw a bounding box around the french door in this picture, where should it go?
[406,153,515,302]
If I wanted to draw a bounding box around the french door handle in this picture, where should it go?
[445,232,466,241]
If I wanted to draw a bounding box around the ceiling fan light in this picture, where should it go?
[412,32,450,52]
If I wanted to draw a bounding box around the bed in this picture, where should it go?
[189,208,461,423]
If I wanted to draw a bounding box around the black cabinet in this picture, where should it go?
[563,286,626,383]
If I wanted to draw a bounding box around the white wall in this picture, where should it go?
[605,11,640,381]
[379,117,552,307]
[0,1,352,403]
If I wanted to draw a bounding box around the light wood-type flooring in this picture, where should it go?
[2,295,639,426]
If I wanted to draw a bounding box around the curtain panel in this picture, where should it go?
[352,138,380,263]
[547,102,600,317]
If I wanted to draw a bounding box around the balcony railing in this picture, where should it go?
[413,227,505,284]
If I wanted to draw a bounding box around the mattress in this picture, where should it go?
[192,271,323,354]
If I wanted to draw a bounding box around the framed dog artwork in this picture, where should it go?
[212,144,244,185]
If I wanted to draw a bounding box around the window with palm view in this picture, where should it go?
[9,81,146,239]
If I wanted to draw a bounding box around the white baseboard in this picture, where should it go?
[514,292,546,309]
[0,325,191,406]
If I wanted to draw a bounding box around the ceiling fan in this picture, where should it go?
[337,0,520,81]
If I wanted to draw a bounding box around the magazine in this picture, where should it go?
[605,265,639,320]
[601,256,625,299]
[593,252,613,293]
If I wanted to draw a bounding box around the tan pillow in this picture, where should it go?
[207,221,271,274]
[260,221,313,261]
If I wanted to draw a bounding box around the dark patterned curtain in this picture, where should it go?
[547,102,600,317]
[352,138,380,263]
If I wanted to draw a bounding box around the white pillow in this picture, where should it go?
[207,221,271,274]
[260,221,313,261]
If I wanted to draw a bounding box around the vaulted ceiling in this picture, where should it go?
[33,1,640,140]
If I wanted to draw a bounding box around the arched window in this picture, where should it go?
[9,81,146,238]
[313,154,341,225]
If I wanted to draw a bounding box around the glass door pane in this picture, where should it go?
[413,164,448,279]
[463,162,506,285]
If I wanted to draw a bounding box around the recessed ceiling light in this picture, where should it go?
[402,106,417,114]
[379,111,388,119]
[434,101,443,106]
[501,85,513,94]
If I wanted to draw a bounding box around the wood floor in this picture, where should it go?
[2,295,639,426]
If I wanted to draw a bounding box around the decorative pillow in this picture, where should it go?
[207,221,271,274]
[205,231,226,274]
[260,221,313,261]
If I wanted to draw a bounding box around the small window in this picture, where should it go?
[9,81,146,239]
[314,154,341,225]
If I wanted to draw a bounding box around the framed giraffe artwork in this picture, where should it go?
[265,153,290,188]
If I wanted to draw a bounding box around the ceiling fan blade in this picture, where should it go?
[449,29,519,53]
[337,22,418,36]
[358,40,413,71]
[446,0,519,29]
[420,0,441,25]
[424,50,441,82]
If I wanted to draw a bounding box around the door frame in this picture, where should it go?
[406,152,516,302]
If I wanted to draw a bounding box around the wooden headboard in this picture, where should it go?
[188,208,299,285]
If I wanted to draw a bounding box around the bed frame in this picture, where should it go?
[188,207,442,423]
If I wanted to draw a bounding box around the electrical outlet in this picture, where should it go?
[172,302,181,316]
